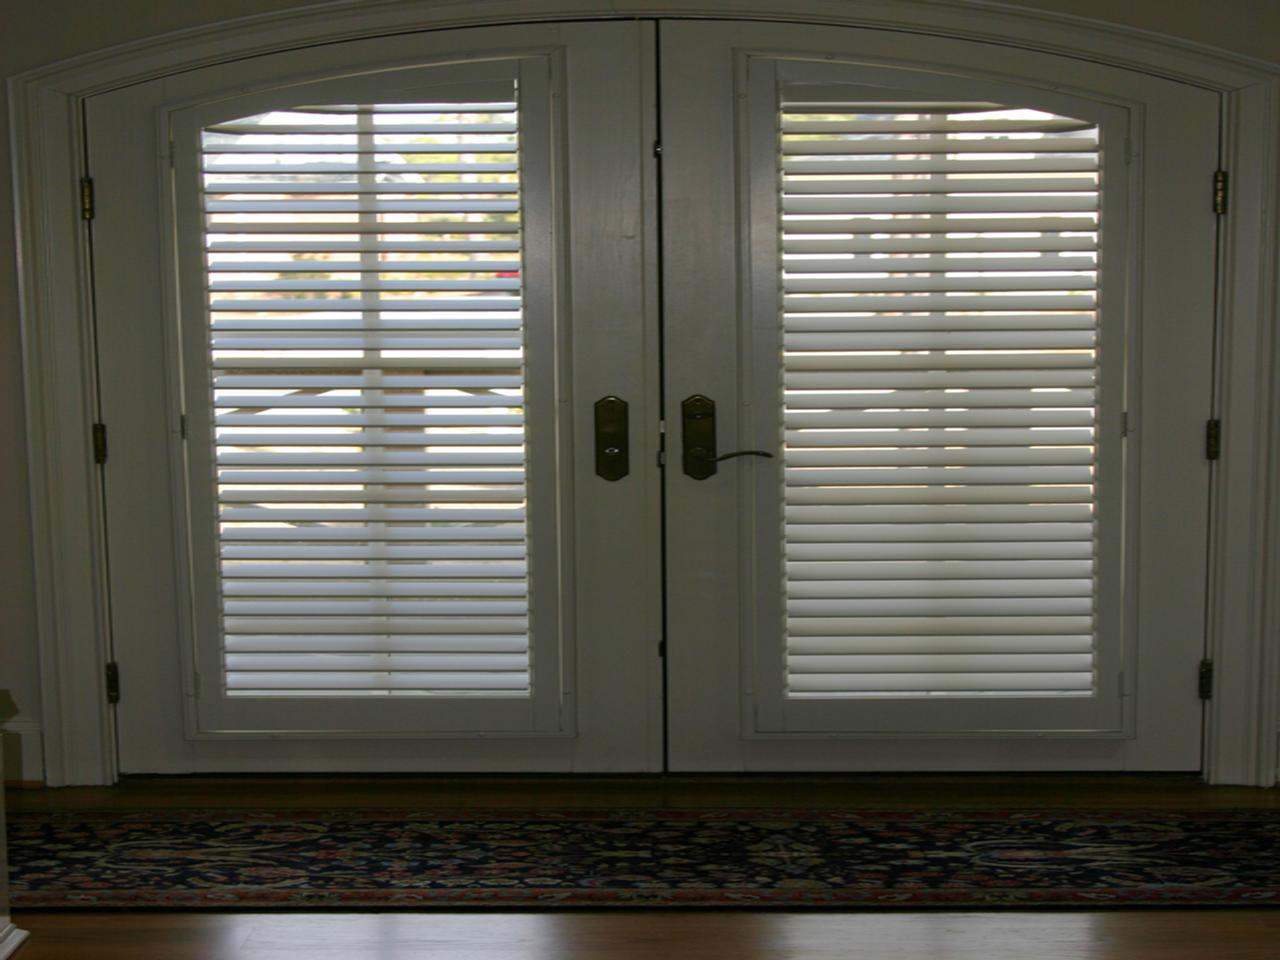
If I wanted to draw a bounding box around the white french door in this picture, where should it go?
[89,18,1218,773]
[92,22,665,773]
[660,21,1218,770]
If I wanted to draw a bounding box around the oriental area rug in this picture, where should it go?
[9,807,1280,909]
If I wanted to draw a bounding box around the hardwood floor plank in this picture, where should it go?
[13,910,1280,960]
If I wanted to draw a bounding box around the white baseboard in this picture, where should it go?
[0,923,29,958]
[0,722,43,784]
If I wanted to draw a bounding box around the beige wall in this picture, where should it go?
[2,0,1276,781]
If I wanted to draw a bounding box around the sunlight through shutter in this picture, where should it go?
[779,100,1101,698]
[200,95,531,697]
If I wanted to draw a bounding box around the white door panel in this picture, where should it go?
[661,20,1216,771]
[91,22,664,772]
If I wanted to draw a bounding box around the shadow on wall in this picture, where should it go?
[0,693,25,782]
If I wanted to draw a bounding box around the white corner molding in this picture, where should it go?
[0,926,30,960]
[10,0,1280,785]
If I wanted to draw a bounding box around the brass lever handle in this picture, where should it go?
[681,394,773,480]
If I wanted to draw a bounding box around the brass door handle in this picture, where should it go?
[681,394,773,480]
[594,396,629,481]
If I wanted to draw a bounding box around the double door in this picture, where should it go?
[89,20,1219,773]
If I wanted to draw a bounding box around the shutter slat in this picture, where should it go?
[220,526,527,542]
[207,122,518,134]
[216,452,526,466]
[783,157,1098,174]
[785,315,1096,333]
[205,162,520,173]
[782,136,1098,155]
[788,578,1092,599]
[225,617,529,634]
[225,672,529,691]
[217,469,525,483]
[783,255,1096,273]
[222,546,526,561]
[783,195,1097,215]
[781,217,1095,235]
[782,177,1097,195]
[786,522,1094,542]
[785,409,1094,428]
[789,653,1093,672]
[786,486,1094,506]
[784,294,1094,313]
[224,581,528,597]
[785,276,1095,296]
[218,507,526,522]
[203,221,522,234]
[788,673,1092,693]
[225,635,528,653]
[208,259,521,272]
[221,562,527,578]
[225,654,530,670]
[783,330,1095,350]
[205,181,519,194]
[787,370,1098,389]
[785,236,1095,255]
[781,118,1094,133]
[784,388,1095,409]
[790,634,1093,655]
[787,560,1092,580]
[218,488,525,504]
[214,375,520,388]
[778,98,1102,699]
[207,143,519,153]
[214,432,524,446]
[789,541,1095,561]
[214,412,523,426]
[210,280,521,292]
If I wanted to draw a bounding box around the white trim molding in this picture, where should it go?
[0,925,30,960]
[10,0,1280,785]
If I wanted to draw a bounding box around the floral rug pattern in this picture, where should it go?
[10,807,1280,908]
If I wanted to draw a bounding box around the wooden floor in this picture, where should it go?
[9,775,1280,959]
[13,909,1280,959]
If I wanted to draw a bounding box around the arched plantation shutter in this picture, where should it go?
[777,99,1103,698]
[199,94,533,697]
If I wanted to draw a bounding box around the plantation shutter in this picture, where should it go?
[778,99,1102,698]
[199,92,532,697]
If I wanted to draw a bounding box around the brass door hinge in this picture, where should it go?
[1213,170,1228,215]
[1198,659,1214,700]
[105,661,120,704]
[1206,419,1222,461]
[93,422,108,464]
[80,176,95,221]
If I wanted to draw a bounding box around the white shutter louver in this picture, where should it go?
[200,95,531,697]
[778,100,1101,698]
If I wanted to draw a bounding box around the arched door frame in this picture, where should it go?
[11,0,1280,785]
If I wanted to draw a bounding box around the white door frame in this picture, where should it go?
[11,0,1280,786]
